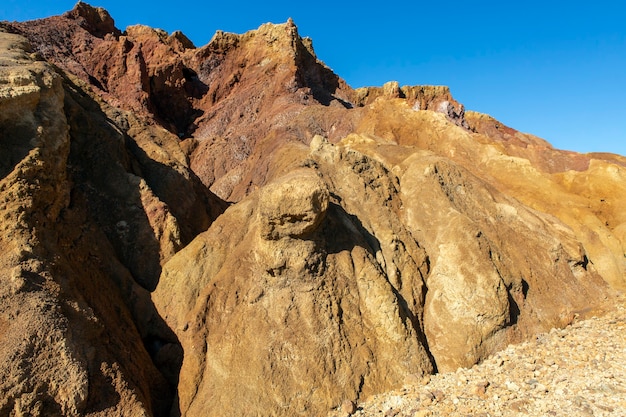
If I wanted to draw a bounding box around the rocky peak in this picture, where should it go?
[201,18,349,107]
[170,30,196,49]
[355,83,469,128]
[63,1,120,38]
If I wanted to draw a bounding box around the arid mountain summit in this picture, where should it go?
[1,3,624,416]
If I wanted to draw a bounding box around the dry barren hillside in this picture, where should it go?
[0,3,624,416]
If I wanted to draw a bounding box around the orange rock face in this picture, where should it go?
[1,3,624,416]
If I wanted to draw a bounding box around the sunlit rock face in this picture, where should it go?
[0,2,624,416]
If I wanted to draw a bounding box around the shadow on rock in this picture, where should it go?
[62,73,227,415]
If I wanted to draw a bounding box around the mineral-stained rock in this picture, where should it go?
[0,25,223,416]
[1,3,625,417]
[154,132,614,415]
[397,154,610,371]
[154,160,435,416]
[0,29,167,416]
[258,168,329,240]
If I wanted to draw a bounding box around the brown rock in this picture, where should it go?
[472,381,490,397]
[509,399,530,412]
[0,24,223,416]
[341,399,357,415]
[154,149,435,415]
[430,390,445,402]
[0,29,164,415]
[1,4,625,417]
[64,1,120,38]
[258,169,329,240]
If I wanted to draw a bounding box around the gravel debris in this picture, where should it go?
[330,297,626,417]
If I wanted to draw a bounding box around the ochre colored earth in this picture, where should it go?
[0,3,624,416]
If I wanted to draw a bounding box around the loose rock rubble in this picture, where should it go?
[332,297,626,417]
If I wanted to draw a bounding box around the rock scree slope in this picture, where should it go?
[0,3,625,416]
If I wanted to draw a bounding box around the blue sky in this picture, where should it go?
[2,1,625,156]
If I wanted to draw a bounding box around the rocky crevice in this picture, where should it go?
[0,27,226,416]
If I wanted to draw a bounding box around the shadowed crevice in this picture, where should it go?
[321,203,439,373]
[62,73,226,415]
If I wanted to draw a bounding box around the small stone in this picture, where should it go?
[510,400,529,412]
[472,380,490,397]
[384,408,399,417]
[505,381,520,392]
[419,391,434,406]
[340,399,356,416]
[431,390,445,402]
[595,404,614,412]
[526,378,538,386]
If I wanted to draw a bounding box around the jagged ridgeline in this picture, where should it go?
[1,2,625,416]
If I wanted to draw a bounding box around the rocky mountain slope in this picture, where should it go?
[0,3,624,416]
[331,296,626,416]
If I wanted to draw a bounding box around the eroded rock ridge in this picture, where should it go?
[1,3,625,416]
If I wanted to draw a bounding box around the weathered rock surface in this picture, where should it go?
[0,22,223,416]
[258,169,329,240]
[1,3,625,417]
[154,130,616,415]
[333,297,626,417]
[154,155,434,417]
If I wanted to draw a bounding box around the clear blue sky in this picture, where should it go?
[3,1,625,156]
